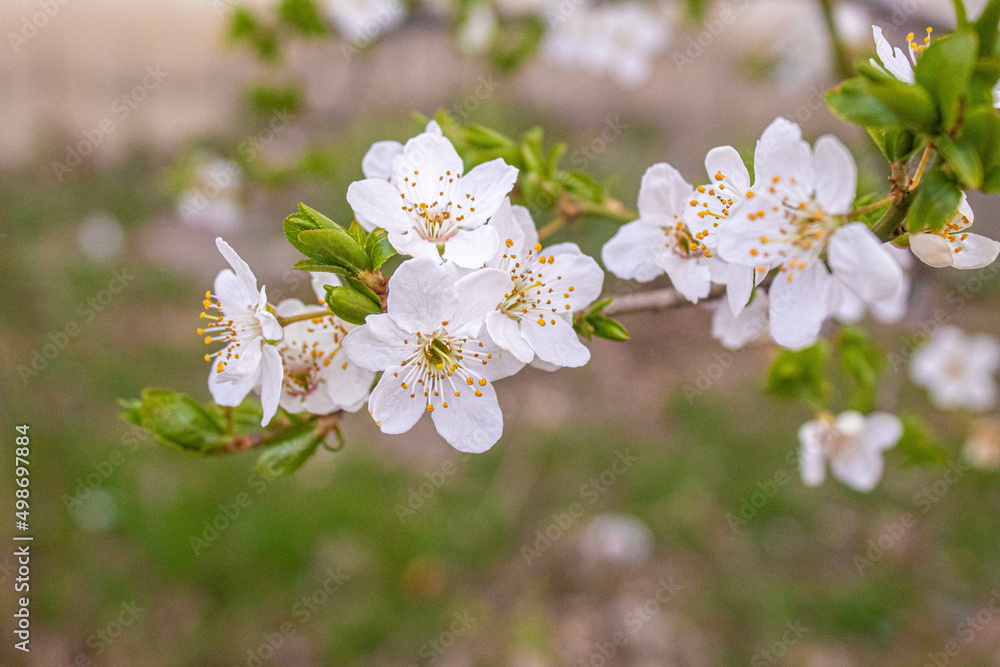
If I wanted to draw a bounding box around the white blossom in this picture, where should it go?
[710,289,769,350]
[911,326,1000,412]
[343,258,524,452]
[202,239,284,426]
[719,118,902,349]
[602,163,716,304]
[347,128,517,268]
[484,200,604,368]
[799,411,902,492]
[909,195,1000,270]
[327,0,406,44]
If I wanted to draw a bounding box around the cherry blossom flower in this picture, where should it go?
[685,145,764,316]
[580,514,653,566]
[799,411,902,492]
[274,297,374,415]
[870,25,920,84]
[830,244,912,325]
[602,163,716,304]
[201,239,283,426]
[718,118,903,349]
[909,195,1000,270]
[484,200,604,367]
[343,258,524,452]
[360,121,442,183]
[910,326,1000,412]
[327,0,406,44]
[710,289,769,350]
[542,1,669,88]
[347,128,517,268]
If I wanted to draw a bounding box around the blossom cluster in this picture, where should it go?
[204,122,603,453]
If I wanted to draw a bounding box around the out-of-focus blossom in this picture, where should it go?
[799,411,902,491]
[580,513,654,565]
[77,213,124,263]
[911,326,1000,412]
[327,0,406,45]
[963,418,1000,470]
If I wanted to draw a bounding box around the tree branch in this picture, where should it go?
[602,285,725,316]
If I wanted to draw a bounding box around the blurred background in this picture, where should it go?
[3,0,1000,664]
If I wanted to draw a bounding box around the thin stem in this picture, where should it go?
[847,194,895,219]
[536,215,568,241]
[951,0,969,27]
[870,196,913,242]
[819,0,853,79]
[602,286,725,316]
[276,309,332,327]
[909,146,933,190]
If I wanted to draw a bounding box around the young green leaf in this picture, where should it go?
[914,31,979,129]
[907,168,963,232]
[827,78,899,128]
[324,285,382,325]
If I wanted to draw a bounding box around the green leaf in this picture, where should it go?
[283,202,337,251]
[827,78,899,128]
[365,227,397,271]
[131,389,228,454]
[974,0,1000,56]
[765,342,831,405]
[838,326,885,412]
[292,259,350,273]
[277,0,327,35]
[347,220,368,249]
[907,168,963,232]
[866,126,918,163]
[894,415,949,466]
[254,423,323,478]
[465,124,515,150]
[937,135,984,188]
[296,228,368,273]
[961,106,1000,192]
[324,285,382,325]
[588,315,629,341]
[914,31,979,129]
[867,77,940,132]
[490,15,545,71]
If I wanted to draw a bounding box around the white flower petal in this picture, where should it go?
[346,178,414,233]
[215,238,258,304]
[705,145,751,192]
[259,345,283,426]
[813,135,857,214]
[798,420,827,487]
[208,345,257,407]
[455,158,519,228]
[362,140,403,180]
[830,446,884,492]
[368,367,427,434]
[637,162,692,221]
[725,262,755,316]
[951,233,1000,269]
[828,223,903,303]
[485,311,535,364]
[862,412,903,451]
[521,315,590,368]
[451,267,510,336]
[342,313,413,372]
[430,380,503,453]
[602,220,669,282]
[442,225,500,269]
[909,233,955,268]
[546,253,605,311]
[711,289,769,350]
[768,261,832,349]
[872,25,914,84]
[386,258,459,333]
[753,118,813,192]
[659,254,712,304]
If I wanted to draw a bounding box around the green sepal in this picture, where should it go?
[324,285,382,325]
